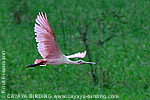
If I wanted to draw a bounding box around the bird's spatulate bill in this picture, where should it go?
[83,61,96,64]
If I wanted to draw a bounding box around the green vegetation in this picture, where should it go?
[1,0,150,99]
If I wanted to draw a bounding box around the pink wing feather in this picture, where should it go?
[35,12,62,59]
[66,51,86,58]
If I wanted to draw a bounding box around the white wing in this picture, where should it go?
[66,51,86,58]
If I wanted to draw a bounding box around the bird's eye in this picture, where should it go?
[78,61,82,63]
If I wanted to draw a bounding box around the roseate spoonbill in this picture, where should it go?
[26,12,96,68]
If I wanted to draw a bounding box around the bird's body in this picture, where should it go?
[26,12,95,68]
[36,55,73,65]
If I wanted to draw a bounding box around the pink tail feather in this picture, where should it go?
[34,59,44,64]
[26,59,47,68]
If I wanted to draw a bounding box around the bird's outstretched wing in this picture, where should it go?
[35,12,62,59]
[66,51,86,58]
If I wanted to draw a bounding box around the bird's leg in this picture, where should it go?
[26,61,45,68]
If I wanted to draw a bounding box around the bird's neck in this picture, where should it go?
[62,56,79,65]
[63,58,78,65]
[67,60,79,65]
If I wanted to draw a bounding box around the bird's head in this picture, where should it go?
[77,60,96,65]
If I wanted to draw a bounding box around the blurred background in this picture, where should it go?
[1,0,150,99]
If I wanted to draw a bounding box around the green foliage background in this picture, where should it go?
[0,0,150,99]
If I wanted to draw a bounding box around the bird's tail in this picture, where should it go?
[26,59,46,68]
[34,59,45,64]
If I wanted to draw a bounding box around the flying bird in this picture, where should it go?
[26,12,95,68]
